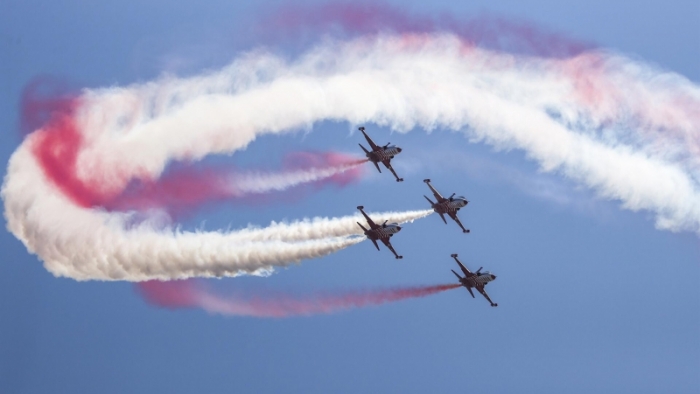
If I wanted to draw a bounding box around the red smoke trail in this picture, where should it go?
[263,3,698,151]
[137,280,460,318]
[284,151,367,187]
[101,152,366,215]
[261,2,592,58]
[22,78,130,208]
[19,76,79,137]
[29,97,117,208]
[21,79,366,213]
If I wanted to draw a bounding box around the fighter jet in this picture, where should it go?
[357,126,404,182]
[450,254,498,307]
[423,179,470,233]
[356,205,403,259]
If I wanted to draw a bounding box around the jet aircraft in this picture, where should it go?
[357,126,404,182]
[356,205,403,259]
[450,254,498,307]
[423,179,470,233]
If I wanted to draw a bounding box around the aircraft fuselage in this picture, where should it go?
[364,223,401,240]
[459,272,496,288]
[366,146,402,163]
[432,197,468,214]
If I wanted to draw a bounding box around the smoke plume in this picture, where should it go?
[5,3,700,283]
[138,279,460,317]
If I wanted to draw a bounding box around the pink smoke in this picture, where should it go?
[260,2,592,57]
[260,2,700,144]
[29,95,113,208]
[19,76,79,137]
[21,79,366,214]
[559,52,700,155]
[265,2,698,152]
[137,279,461,318]
[100,152,366,215]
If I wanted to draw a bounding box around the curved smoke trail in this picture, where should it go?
[44,31,695,233]
[262,2,592,58]
[4,4,700,282]
[4,140,426,280]
[4,81,423,281]
[138,279,460,317]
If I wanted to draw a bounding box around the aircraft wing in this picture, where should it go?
[381,159,404,182]
[357,206,377,228]
[423,179,446,202]
[380,237,403,259]
[360,128,380,150]
[475,284,497,306]
[380,237,392,248]
[447,211,469,233]
[453,256,475,277]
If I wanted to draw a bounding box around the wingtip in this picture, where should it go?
[356,205,364,210]
[423,178,430,183]
[451,253,458,258]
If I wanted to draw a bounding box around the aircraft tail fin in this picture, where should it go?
[466,287,475,298]
[371,239,380,251]
[373,161,381,173]
[358,143,370,154]
[423,195,435,206]
[357,222,368,232]
[451,269,462,280]
[439,213,447,224]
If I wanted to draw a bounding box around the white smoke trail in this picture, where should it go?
[63,34,700,232]
[231,159,364,195]
[3,143,425,280]
[4,32,700,281]
[4,146,372,281]
[228,209,433,243]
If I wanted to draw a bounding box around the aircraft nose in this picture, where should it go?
[397,226,402,231]
[397,147,402,152]
[491,275,497,280]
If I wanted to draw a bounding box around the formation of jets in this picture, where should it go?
[356,126,499,307]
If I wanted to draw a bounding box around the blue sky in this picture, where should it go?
[1,1,698,393]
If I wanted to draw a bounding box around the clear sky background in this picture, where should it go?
[1,1,698,393]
